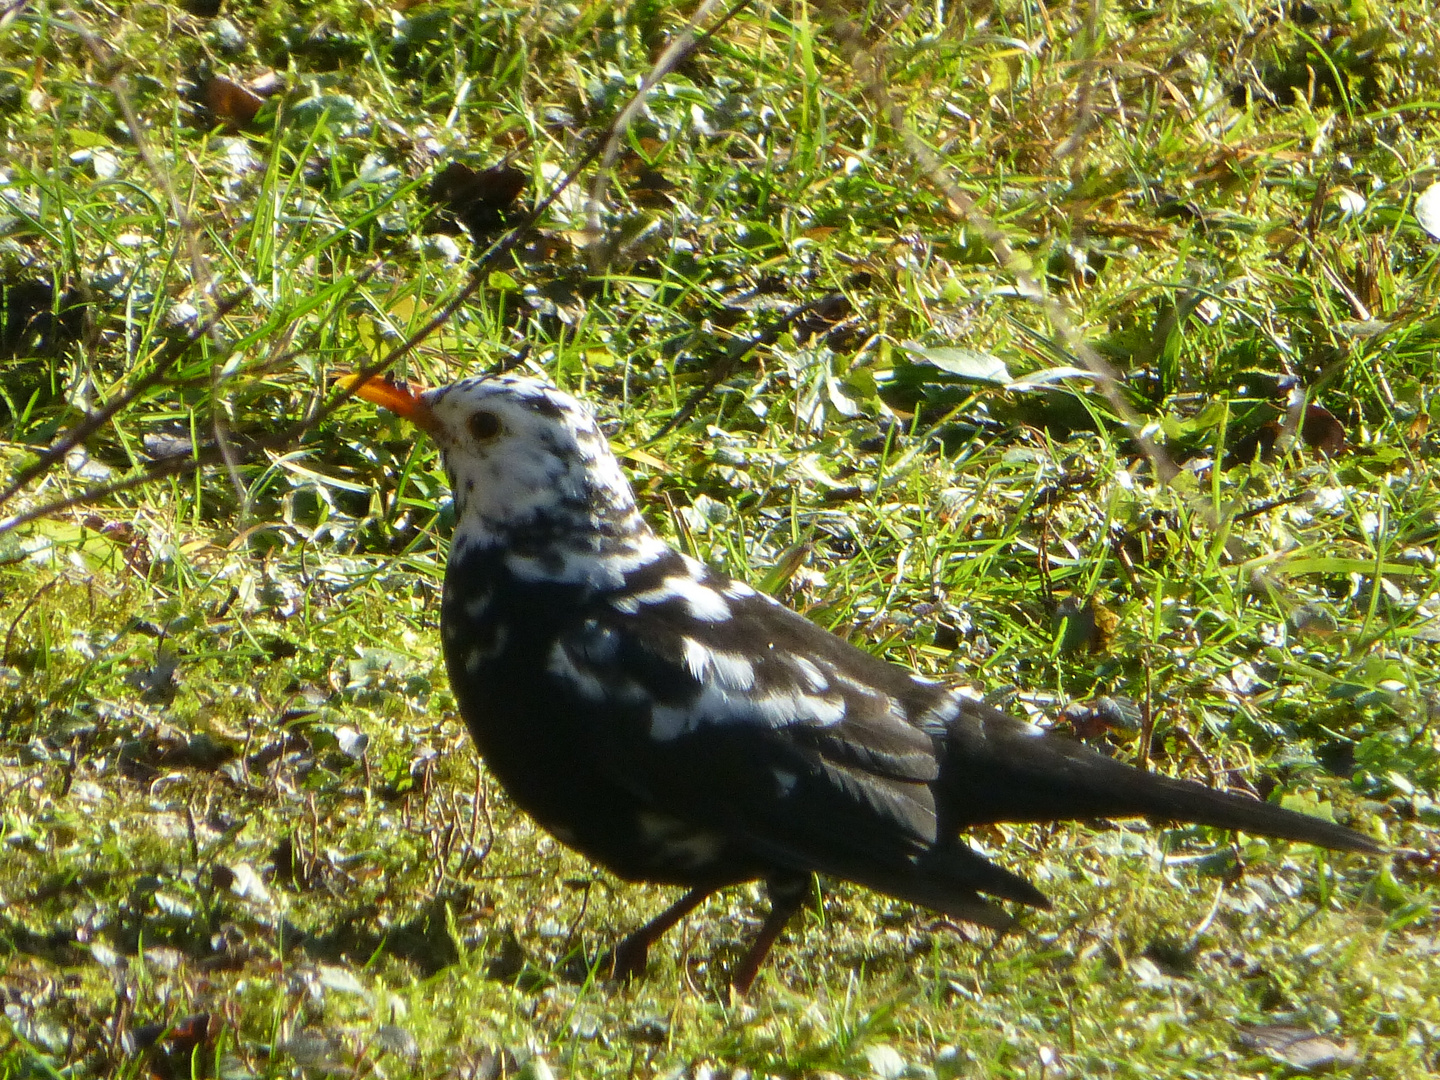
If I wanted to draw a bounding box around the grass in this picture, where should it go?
[2,0,1439,1075]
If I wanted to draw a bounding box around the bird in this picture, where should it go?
[343,370,1380,994]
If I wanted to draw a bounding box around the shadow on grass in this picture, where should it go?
[285,890,465,976]
[0,889,480,980]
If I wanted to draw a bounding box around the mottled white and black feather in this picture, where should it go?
[409,374,1378,985]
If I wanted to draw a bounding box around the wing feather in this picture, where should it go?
[548,565,956,875]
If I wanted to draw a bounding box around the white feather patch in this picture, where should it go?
[613,575,732,622]
[546,639,608,701]
[681,637,757,690]
[506,537,666,588]
[649,681,846,741]
[464,623,508,673]
[788,655,830,692]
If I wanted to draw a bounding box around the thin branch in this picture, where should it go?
[0,8,748,535]
[1052,0,1104,162]
[0,292,246,511]
[585,0,756,267]
[73,16,246,497]
[652,295,844,439]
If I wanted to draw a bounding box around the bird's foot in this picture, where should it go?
[602,933,651,984]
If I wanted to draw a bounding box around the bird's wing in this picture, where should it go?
[547,553,1045,919]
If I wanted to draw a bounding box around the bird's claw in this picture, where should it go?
[602,935,650,983]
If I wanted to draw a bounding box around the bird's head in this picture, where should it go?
[344,372,658,577]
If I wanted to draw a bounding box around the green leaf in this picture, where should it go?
[901,342,1010,382]
[1279,791,1337,823]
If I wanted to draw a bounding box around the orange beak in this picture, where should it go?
[337,373,439,433]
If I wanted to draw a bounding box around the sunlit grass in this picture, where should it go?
[2,0,1438,1076]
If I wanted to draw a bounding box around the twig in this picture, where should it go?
[0,293,246,512]
[1231,492,1306,524]
[3,577,58,666]
[1051,0,1104,162]
[0,1,753,535]
[73,16,246,497]
[653,295,840,439]
[585,0,756,268]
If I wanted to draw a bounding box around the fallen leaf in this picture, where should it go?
[1237,1023,1358,1073]
[1301,403,1346,456]
[1056,595,1119,653]
[202,75,263,129]
[428,161,528,239]
[902,341,1010,382]
[1414,181,1440,240]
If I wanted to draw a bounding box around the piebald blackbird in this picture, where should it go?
[347,371,1379,993]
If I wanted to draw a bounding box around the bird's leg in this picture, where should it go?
[730,877,809,995]
[606,885,713,983]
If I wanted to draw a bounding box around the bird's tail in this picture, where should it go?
[943,702,1381,854]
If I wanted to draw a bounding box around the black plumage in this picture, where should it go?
[348,371,1380,993]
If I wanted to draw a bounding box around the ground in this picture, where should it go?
[1,0,1438,1077]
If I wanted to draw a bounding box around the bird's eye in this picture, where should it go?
[468,410,502,441]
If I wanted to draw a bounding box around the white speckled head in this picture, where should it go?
[348,371,667,582]
[418,376,630,538]
[423,374,624,516]
[411,374,668,583]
